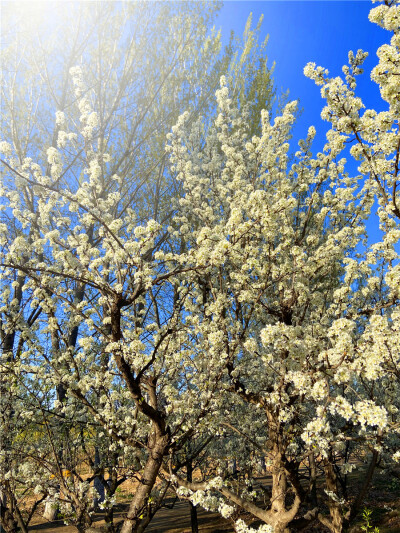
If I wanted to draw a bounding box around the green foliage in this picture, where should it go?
[361,508,380,533]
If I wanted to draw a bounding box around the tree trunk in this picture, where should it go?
[259,455,267,475]
[94,447,105,510]
[0,489,7,533]
[269,447,295,533]
[271,452,287,515]
[120,435,168,533]
[230,458,238,479]
[324,458,343,533]
[309,453,318,508]
[0,485,22,533]
[187,456,198,533]
[43,384,67,522]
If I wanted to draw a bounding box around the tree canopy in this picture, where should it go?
[0,1,399,533]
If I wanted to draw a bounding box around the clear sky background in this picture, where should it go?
[217,1,390,243]
[217,1,388,143]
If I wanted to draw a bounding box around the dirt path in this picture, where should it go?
[26,471,400,532]
[29,499,232,533]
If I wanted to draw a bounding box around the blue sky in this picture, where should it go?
[216,0,390,141]
[218,1,388,142]
[217,1,390,243]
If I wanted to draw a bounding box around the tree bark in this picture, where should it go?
[187,456,198,533]
[270,451,290,533]
[94,447,105,510]
[309,453,318,508]
[119,435,168,533]
[323,457,343,533]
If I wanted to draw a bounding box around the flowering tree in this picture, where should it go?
[163,2,400,533]
[1,1,399,533]
[0,2,277,533]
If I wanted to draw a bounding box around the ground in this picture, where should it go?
[26,473,400,532]
[28,498,231,533]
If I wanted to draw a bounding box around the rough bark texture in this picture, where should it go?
[120,435,169,533]
[323,459,343,533]
[270,452,290,533]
